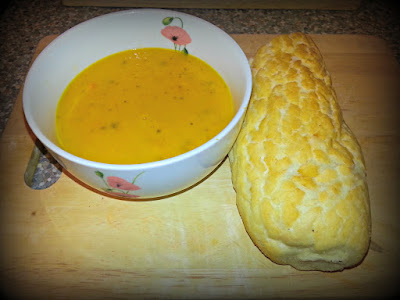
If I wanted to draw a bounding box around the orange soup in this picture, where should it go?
[56,48,234,164]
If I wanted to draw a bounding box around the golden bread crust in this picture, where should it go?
[229,33,371,271]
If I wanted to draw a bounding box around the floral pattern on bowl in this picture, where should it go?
[23,9,251,199]
[161,16,191,54]
[95,171,144,198]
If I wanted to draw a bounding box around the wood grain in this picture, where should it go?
[0,34,399,299]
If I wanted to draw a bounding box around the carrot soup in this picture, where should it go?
[55,48,234,164]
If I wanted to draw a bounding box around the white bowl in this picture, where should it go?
[23,8,252,199]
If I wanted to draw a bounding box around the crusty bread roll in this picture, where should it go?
[229,33,371,272]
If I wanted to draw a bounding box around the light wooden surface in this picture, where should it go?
[62,0,361,10]
[0,34,399,299]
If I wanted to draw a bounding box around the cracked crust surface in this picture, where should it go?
[229,33,371,271]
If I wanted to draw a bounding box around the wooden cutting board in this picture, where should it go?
[0,34,399,299]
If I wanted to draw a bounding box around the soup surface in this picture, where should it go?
[56,48,234,164]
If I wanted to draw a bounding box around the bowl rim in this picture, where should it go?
[23,8,252,171]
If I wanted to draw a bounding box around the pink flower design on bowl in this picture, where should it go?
[107,176,140,191]
[95,171,144,198]
[161,16,191,54]
[161,26,192,46]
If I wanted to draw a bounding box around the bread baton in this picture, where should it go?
[229,33,371,271]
